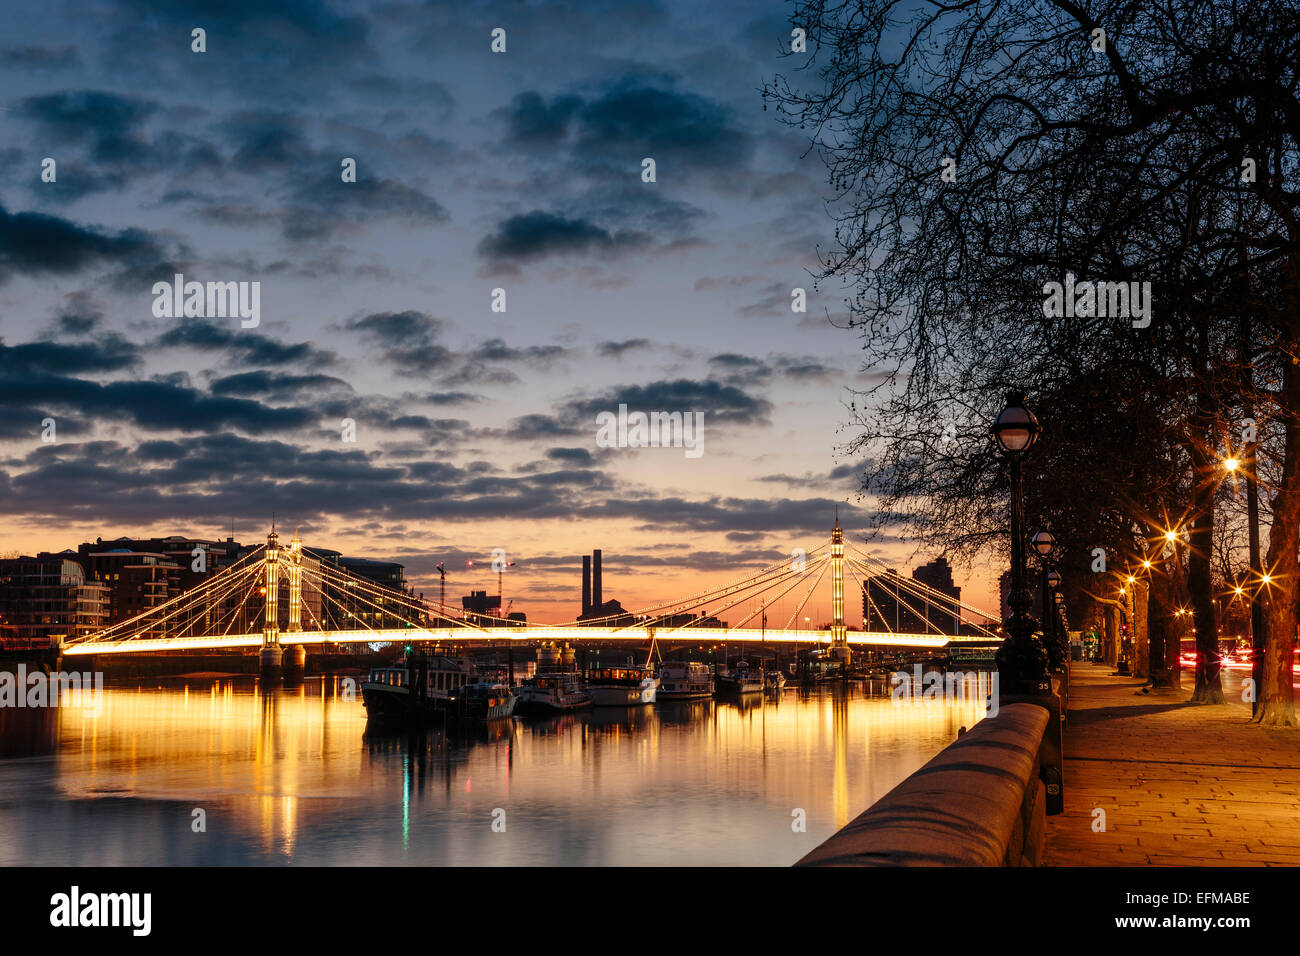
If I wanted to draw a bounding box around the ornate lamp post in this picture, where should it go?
[1046,569,1064,666]
[1032,529,1058,669]
[992,391,1049,692]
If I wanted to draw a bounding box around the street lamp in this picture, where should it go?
[1031,529,1061,671]
[992,391,1047,691]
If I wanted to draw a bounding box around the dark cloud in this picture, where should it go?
[502,78,754,173]
[506,413,576,441]
[565,379,773,427]
[49,292,106,337]
[0,203,171,283]
[343,309,445,348]
[0,338,138,375]
[468,338,568,368]
[18,90,157,164]
[709,352,838,385]
[596,339,651,358]
[499,91,583,144]
[477,211,650,265]
[546,447,595,465]
[423,391,481,406]
[0,364,319,435]
[208,370,353,399]
[154,322,339,369]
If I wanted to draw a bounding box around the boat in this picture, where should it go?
[463,680,518,720]
[586,647,660,706]
[715,660,764,696]
[764,669,787,693]
[362,652,515,726]
[516,671,593,714]
[657,661,714,700]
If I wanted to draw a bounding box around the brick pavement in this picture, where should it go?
[1044,663,1300,865]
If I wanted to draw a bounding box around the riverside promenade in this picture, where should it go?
[1045,663,1300,865]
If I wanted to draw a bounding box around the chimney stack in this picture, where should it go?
[582,554,591,616]
[592,549,603,612]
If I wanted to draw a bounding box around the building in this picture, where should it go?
[80,534,244,580]
[0,553,109,645]
[577,548,637,626]
[81,550,180,630]
[303,551,414,631]
[911,557,962,633]
[863,558,963,635]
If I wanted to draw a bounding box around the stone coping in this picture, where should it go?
[796,702,1050,866]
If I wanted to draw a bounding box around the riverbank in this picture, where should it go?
[1045,662,1300,865]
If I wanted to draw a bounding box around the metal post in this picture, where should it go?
[998,457,1048,690]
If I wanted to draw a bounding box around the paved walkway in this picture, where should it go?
[1044,663,1300,865]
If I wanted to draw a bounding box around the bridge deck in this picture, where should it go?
[63,626,994,655]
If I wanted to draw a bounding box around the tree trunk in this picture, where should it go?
[1256,342,1300,726]
[1133,589,1150,679]
[1188,483,1225,703]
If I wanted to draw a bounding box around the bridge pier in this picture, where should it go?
[282,644,306,679]
[259,645,283,680]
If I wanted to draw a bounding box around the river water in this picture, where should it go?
[0,676,987,866]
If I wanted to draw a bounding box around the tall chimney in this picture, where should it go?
[582,555,591,616]
[592,549,603,611]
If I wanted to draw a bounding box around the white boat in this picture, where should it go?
[657,661,714,700]
[586,664,659,706]
[516,672,593,714]
[716,660,764,696]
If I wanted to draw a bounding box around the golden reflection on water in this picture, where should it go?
[0,676,988,866]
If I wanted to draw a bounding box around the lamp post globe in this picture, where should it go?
[1047,570,1061,589]
[993,394,1041,454]
[1032,529,1056,557]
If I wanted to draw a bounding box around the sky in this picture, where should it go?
[0,0,1002,622]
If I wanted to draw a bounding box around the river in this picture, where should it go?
[0,676,987,866]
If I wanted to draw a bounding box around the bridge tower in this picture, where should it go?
[259,526,284,678]
[829,513,850,662]
[282,528,307,677]
[287,528,303,633]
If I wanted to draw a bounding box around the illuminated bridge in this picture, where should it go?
[61,520,1000,664]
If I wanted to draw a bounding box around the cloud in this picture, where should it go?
[154,322,339,369]
[0,337,139,375]
[0,366,319,435]
[546,446,595,465]
[18,90,157,164]
[596,339,651,358]
[0,203,172,283]
[468,338,569,368]
[499,91,583,144]
[502,78,754,173]
[208,370,354,400]
[343,310,444,348]
[477,210,650,265]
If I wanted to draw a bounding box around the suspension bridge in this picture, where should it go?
[60,520,1001,666]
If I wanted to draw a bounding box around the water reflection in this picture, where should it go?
[0,675,987,866]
